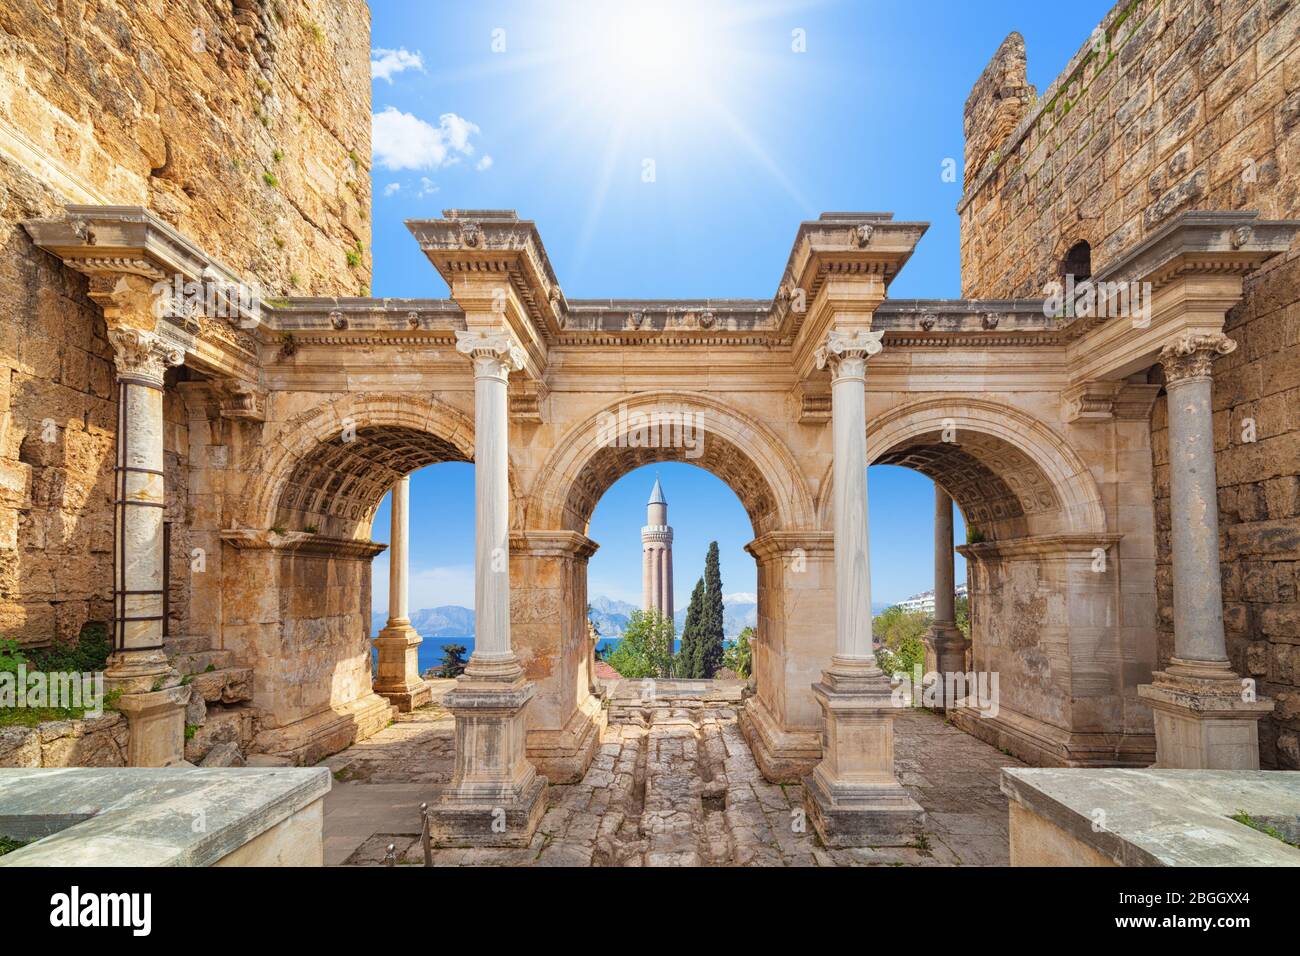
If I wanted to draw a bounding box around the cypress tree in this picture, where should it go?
[698,541,725,677]
[677,577,705,678]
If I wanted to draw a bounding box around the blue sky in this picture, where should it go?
[364,0,1114,613]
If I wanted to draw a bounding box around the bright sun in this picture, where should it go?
[551,0,737,122]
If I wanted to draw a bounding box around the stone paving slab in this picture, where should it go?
[321,693,1023,866]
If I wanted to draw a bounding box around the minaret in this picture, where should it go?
[641,477,674,621]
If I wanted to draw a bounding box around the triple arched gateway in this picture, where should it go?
[23,205,1297,845]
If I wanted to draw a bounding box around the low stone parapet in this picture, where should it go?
[0,714,128,768]
[1001,767,1300,866]
[0,767,331,866]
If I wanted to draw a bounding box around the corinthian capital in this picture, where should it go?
[1158,332,1237,385]
[814,328,884,379]
[454,329,525,378]
[107,328,184,387]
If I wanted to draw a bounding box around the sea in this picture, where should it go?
[374,635,675,676]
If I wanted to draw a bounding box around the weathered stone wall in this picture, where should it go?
[0,712,128,767]
[0,1,372,646]
[960,0,1300,766]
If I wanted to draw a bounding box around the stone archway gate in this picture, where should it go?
[26,206,1298,845]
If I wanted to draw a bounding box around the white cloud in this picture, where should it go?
[723,591,757,604]
[417,177,438,197]
[476,154,494,172]
[370,47,424,82]
[371,108,482,172]
[383,182,401,196]
[372,562,474,615]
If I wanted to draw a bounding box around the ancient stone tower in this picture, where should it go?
[641,478,674,621]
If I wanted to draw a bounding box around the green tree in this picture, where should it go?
[695,541,726,677]
[676,578,705,678]
[871,605,930,677]
[955,593,969,638]
[437,643,469,678]
[606,609,676,679]
[722,625,753,678]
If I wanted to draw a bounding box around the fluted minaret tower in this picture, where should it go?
[641,477,674,621]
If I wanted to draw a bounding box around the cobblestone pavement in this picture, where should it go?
[321,681,1022,866]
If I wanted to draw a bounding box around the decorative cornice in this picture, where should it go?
[408,210,565,339]
[1158,332,1237,385]
[107,328,184,387]
[508,529,599,559]
[958,532,1124,561]
[216,379,268,421]
[219,529,387,558]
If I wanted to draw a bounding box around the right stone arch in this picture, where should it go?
[815,397,1155,768]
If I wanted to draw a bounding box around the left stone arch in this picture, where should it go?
[242,392,483,539]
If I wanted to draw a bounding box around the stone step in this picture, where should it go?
[164,635,216,656]
[172,649,237,675]
[185,703,255,764]
[187,666,253,705]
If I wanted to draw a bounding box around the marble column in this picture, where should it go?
[105,328,191,767]
[430,329,545,846]
[804,328,924,846]
[1138,332,1272,768]
[373,475,431,711]
[923,486,970,708]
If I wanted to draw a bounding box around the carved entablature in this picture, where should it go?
[24,205,264,379]
[1062,381,1164,424]
[408,210,566,340]
[1158,332,1237,385]
[1077,212,1300,298]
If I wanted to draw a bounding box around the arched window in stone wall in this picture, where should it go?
[1061,240,1092,283]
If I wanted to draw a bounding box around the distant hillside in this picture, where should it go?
[375,595,898,640]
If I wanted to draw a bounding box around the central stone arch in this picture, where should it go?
[529,391,817,534]
[516,391,823,783]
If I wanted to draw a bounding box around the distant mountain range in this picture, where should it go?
[371,605,475,638]
[374,594,895,641]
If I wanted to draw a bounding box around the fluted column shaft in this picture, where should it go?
[387,475,411,627]
[818,329,884,665]
[456,330,524,678]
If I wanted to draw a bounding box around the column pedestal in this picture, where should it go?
[1138,660,1272,770]
[805,663,924,846]
[117,684,192,767]
[372,623,432,712]
[923,625,970,709]
[427,673,547,847]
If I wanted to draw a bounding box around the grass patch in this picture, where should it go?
[1230,811,1300,849]
[0,835,29,857]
